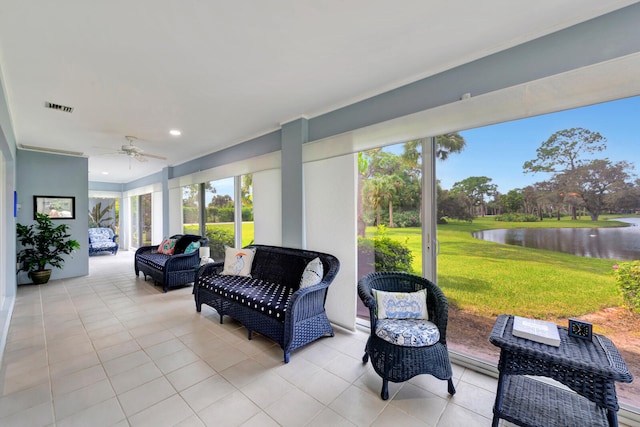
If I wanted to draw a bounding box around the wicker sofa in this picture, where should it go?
[194,244,340,363]
[134,234,208,292]
[88,227,119,256]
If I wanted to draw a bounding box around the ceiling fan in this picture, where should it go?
[118,136,167,163]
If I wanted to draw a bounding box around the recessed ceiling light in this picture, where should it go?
[169,129,181,136]
[102,171,109,175]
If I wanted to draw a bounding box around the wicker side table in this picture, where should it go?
[489,314,633,427]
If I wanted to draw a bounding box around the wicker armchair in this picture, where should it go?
[357,271,456,400]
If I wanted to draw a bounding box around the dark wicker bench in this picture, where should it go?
[135,234,208,293]
[194,244,340,363]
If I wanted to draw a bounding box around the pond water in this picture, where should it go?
[473,218,640,260]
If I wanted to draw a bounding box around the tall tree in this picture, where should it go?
[241,174,253,208]
[523,128,607,219]
[436,132,467,161]
[451,176,497,218]
[402,132,467,164]
[500,188,524,213]
[523,128,607,173]
[558,159,633,221]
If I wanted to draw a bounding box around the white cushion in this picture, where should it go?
[220,247,256,277]
[373,289,428,320]
[299,257,324,288]
[375,319,440,347]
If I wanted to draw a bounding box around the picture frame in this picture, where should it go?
[33,195,76,220]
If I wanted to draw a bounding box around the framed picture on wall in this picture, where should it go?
[34,195,75,219]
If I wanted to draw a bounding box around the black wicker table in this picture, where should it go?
[489,314,633,427]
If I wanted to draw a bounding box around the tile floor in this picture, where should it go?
[0,251,630,426]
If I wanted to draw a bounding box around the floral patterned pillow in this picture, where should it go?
[157,238,177,255]
[373,289,428,320]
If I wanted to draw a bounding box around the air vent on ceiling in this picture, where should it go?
[19,144,84,157]
[44,101,74,113]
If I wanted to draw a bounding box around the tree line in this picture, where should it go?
[360,128,640,227]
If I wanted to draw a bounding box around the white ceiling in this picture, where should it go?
[0,0,636,183]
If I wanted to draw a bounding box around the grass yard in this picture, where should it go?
[184,222,255,247]
[370,215,633,320]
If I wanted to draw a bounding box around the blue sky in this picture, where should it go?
[437,95,640,193]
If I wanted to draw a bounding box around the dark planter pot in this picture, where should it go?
[29,269,52,285]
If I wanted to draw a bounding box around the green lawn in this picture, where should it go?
[184,222,255,247]
[371,215,635,320]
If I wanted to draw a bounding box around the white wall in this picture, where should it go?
[152,191,163,244]
[0,152,5,308]
[168,186,183,236]
[253,168,282,246]
[304,154,357,331]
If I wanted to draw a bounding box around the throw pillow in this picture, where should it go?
[184,241,201,255]
[174,234,201,254]
[158,238,177,255]
[373,289,428,320]
[299,257,324,288]
[221,247,256,277]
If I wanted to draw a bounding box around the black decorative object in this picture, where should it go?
[568,318,593,341]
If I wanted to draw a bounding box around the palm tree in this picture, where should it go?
[436,133,467,161]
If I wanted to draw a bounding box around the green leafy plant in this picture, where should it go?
[358,225,414,274]
[205,227,234,261]
[17,213,81,275]
[88,201,115,228]
[613,261,640,313]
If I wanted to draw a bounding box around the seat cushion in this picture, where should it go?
[375,319,440,347]
[137,252,172,270]
[198,275,293,321]
[91,241,117,250]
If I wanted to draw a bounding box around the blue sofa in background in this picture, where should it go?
[88,227,119,256]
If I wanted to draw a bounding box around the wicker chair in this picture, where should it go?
[357,271,456,400]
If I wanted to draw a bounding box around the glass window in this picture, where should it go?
[130,194,151,248]
[357,142,423,319]
[436,97,640,409]
[241,174,254,247]
[140,194,152,247]
[130,196,139,248]
[206,177,235,260]
[182,184,200,235]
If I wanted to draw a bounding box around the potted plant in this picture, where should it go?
[17,212,81,284]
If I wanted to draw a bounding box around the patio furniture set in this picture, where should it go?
[131,239,632,423]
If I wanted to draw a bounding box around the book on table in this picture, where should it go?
[512,316,561,347]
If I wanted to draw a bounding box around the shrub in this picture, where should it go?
[206,228,234,260]
[393,210,421,228]
[183,206,199,224]
[495,213,539,222]
[614,261,640,313]
[358,227,414,275]
[241,207,253,221]
[207,207,234,223]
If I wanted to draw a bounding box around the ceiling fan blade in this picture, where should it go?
[140,152,167,160]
